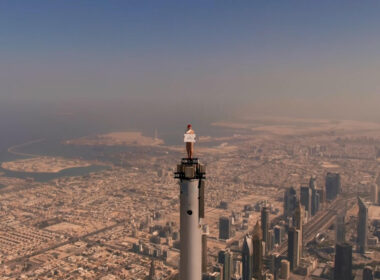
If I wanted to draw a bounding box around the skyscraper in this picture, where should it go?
[273,225,282,245]
[252,221,263,280]
[267,229,274,252]
[218,249,232,280]
[284,187,297,217]
[300,186,312,218]
[288,227,300,271]
[280,259,290,280]
[202,272,221,280]
[357,197,368,254]
[376,174,380,205]
[334,242,352,280]
[363,266,374,280]
[219,216,232,240]
[242,235,253,280]
[309,176,317,189]
[311,188,320,216]
[261,206,270,253]
[317,188,325,208]
[202,233,208,274]
[148,260,158,280]
[326,173,341,201]
[233,259,242,279]
[336,214,345,244]
[269,253,282,279]
[372,183,378,205]
[293,202,303,257]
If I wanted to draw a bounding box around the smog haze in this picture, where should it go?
[2,1,380,135]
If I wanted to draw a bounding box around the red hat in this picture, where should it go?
[187,124,192,129]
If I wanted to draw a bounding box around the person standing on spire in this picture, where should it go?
[184,124,195,159]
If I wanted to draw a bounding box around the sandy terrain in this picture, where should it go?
[64,131,164,146]
[212,118,380,137]
[46,222,86,236]
[1,157,91,173]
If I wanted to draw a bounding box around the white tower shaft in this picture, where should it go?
[175,158,206,280]
[180,179,202,280]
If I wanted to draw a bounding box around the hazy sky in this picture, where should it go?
[1,1,380,122]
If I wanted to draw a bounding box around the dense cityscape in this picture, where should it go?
[0,118,379,279]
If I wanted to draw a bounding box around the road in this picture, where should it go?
[274,194,356,256]
[3,220,126,266]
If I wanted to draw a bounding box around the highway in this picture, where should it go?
[274,194,356,256]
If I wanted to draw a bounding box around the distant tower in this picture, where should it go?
[202,233,208,274]
[273,225,283,245]
[233,259,242,278]
[336,213,346,244]
[218,249,232,280]
[288,227,300,271]
[300,185,311,218]
[148,259,157,280]
[309,176,317,190]
[376,174,380,204]
[261,206,270,253]
[334,242,352,280]
[242,235,253,280]
[219,216,232,240]
[280,259,290,280]
[311,186,320,216]
[357,197,368,254]
[175,158,206,280]
[284,187,297,217]
[326,173,341,201]
[252,222,263,280]
[363,266,374,280]
[317,188,325,209]
[293,202,303,257]
[269,253,281,279]
[372,183,379,205]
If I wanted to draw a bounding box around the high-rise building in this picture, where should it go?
[357,197,368,254]
[363,266,374,280]
[300,186,311,217]
[336,214,345,244]
[334,242,352,280]
[293,203,303,257]
[288,227,300,271]
[309,176,317,189]
[202,272,221,280]
[148,260,158,280]
[252,222,263,280]
[317,188,325,207]
[273,225,283,245]
[219,216,232,240]
[261,206,270,253]
[284,187,297,217]
[311,188,320,216]
[377,175,380,205]
[268,253,281,279]
[372,183,379,205]
[267,229,274,252]
[233,259,242,278]
[280,259,290,280]
[326,173,341,201]
[217,249,232,280]
[242,235,253,280]
[202,233,208,274]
